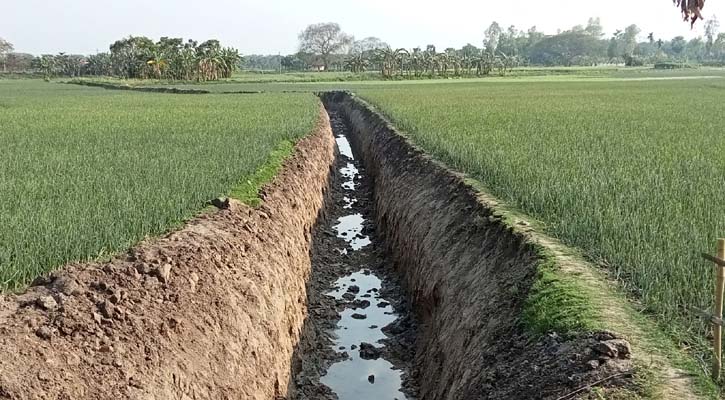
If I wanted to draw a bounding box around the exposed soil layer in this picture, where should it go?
[0,106,335,400]
[288,109,417,400]
[323,92,636,400]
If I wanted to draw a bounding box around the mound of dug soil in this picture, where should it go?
[0,106,335,400]
[323,92,636,399]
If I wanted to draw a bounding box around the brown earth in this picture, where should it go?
[0,105,335,400]
[324,92,636,400]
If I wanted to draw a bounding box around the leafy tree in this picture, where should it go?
[607,30,622,60]
[483,22,502,55]
[4,53,33,72]
[584,17,604,37]
[705,16,720,56]
[670,36,688,57]
[686,37,706,60]
[281,54,307,71]
[713,33,725,60]
[351,37,389,55]
[298,23,353,70]
[497,25,520,57]
[0,37,14,72]
[621,24,642,58]
[530,31,605,66]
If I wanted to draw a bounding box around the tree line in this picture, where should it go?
[243,17,725,77]
[0,36,241,81]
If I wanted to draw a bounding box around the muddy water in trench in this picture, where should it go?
[291,110,417,400]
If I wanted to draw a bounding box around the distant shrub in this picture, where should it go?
[624,55,645,67]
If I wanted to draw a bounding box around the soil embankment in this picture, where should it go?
[0,106,335,399]
[321,91,636,399]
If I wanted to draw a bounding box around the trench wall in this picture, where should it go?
[0,106,335,400]
[324,92,543,399]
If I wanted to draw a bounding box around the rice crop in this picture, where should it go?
[359,78,725,340]
[0,80,319,290]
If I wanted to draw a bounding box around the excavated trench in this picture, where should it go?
[290,92,635,400]
[0,94,634,400]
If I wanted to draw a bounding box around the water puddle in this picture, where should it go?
[333,214,371,251]
[320,132,409,399]
[322,271,407,400]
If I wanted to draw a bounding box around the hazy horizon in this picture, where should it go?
[4,0,722,56]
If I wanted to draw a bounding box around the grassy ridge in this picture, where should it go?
[358,78,725,350]
[0,80,319,290]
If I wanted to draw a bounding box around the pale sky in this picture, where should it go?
[3,0,722,55]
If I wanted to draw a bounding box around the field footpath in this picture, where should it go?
[0,104,335,399]
[326,91,717,399]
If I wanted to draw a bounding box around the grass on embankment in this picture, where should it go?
[356,79,725,397]
[0,80,319,291]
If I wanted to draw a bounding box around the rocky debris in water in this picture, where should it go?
[350,344,358,350]
[351,313,366,320]
[351,299,371,309]
[383,318,410,335]
[36,295,58,311]
[339,346,345,350]
[341,292,355,301]
[377,301,390,308]
[155,264,172,284]
[359,342,382,360]
[593,339,631,359]
[368,374,375,384]
[35,326,53,340]
[369,325,378,329]
[347,285,360,294]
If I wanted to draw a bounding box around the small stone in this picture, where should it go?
[347,285,360,294]
[351,313,366,320]
[369,325,378,329]
[587,360,600,370]
[156,264,172,284]
[352,299,371,309]
[99,344,113,353]
[377,301,390,308]
[339,346,345,350]
[36,326,53,340]
[92,312,103,324]
[37,295,58,311]
[341,293,355,301]
[350,345,358,350]
[368,374,375,383]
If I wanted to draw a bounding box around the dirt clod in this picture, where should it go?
[35,326,52,340]
[36,296,58,310]
[155,264,172,284]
